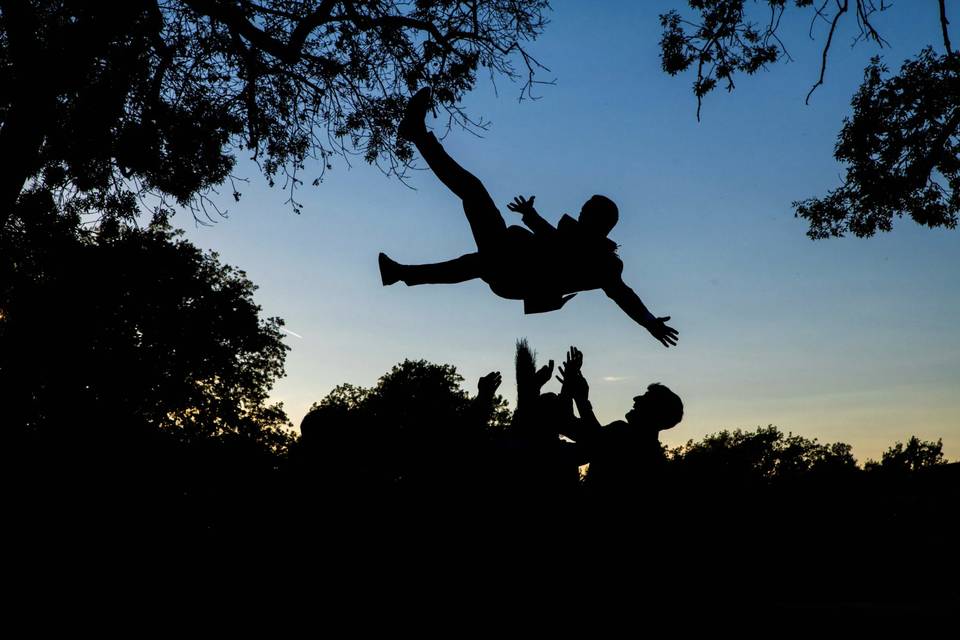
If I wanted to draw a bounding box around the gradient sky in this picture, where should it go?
[180,1,959,463]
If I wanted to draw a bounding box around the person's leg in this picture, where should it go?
[400,89,506,252]
[380,252,483,286]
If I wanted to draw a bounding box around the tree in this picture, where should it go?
[298,359,509,490]
[659,1,959,239]
[309,358,509,438]
[0,0,550,230]
[668,425,858,482]
[0,192,292,451]
[866,435,946,472]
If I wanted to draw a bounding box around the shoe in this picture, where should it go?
[397,87,432,141]
[379,252,401,286]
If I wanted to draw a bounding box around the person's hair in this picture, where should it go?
[584,195,619,235]
[645,383,683,431]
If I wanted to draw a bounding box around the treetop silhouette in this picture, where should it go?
[660,0,960,238]
[0,0,550,230]
[1,198,291,450]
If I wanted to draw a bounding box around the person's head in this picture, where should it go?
[625,383,683,433]
[578,195,619,237]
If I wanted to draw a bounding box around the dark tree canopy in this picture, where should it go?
[311,358,510,435]
[6,1,957,241]
[669,425,859,482]
[0,194,291,450]
[659,0,960,239]
[795,49,960,238]
[296,359,509,493]
[0,0,549,229]
[867,435,946,472]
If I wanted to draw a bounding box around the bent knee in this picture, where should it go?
[459,178,494,206]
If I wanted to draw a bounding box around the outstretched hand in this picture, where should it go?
[478,371,502,398]
[534,359,555,391]
[556,347,587,398]
[506,195,537,216]
[646,316,679,348]
[561,347,582,377]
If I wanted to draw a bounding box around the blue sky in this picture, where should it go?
[181,1,959,462]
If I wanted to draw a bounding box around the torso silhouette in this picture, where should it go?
[584,421,665,497]
[487,215,622,312]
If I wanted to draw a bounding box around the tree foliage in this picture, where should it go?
[309,358,510,435]
[669,425,859,481]
[795,49,960,238]
[0,0,550,229]
[866,435,946,472]
[659,0,960,239]
[0,192,292,450]
[296,359,509,493]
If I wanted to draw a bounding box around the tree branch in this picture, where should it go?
[809,0,833,39]
[338,3,461,56]
[184,0,337,65]
[939,0,953,55]
[229,29,262,151]
[853,0,889,47]
[806,0,848,104]
[287,0,339,55]
[146,1,175,115]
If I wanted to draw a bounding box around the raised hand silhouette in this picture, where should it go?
[478,371,502,399]
[557,346,587,399]
[534,359,555,391]
[506,195,537,216]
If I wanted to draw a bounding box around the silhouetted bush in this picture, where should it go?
[866,436,946,473]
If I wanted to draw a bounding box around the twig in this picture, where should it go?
[807,0,849,104]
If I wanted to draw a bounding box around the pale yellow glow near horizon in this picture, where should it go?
[272,382,959,466]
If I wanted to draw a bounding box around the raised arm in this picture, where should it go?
[603,278,679,348]
[556,347,602,445]
[507,195,557,237]
[468,370,502,430]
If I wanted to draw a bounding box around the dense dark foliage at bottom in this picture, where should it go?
[7,411,957,614]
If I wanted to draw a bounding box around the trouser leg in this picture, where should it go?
[411,131,506,253]
[399,252,483,286]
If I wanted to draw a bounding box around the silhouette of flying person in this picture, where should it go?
[556,346,682,496]
[379,88,679,347]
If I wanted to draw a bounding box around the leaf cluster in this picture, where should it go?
[659,1,800,119]
[795,49,960,238]
[656,1,960,239]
